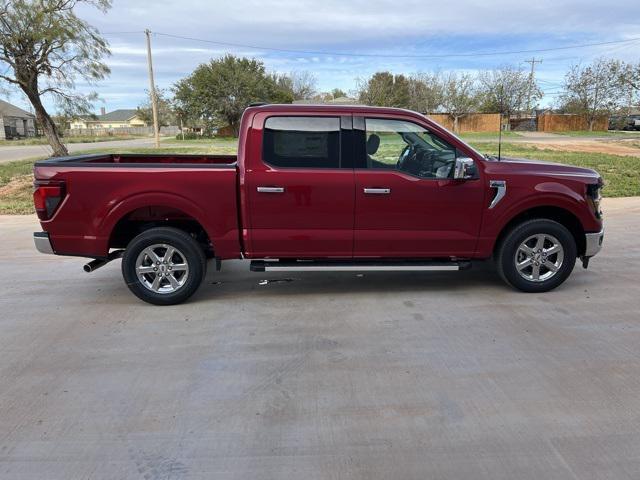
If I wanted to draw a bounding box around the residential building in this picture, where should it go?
[0,99,36,139]
[70,108,148,129]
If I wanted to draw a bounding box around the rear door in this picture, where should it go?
[353,116,485,258]
[246,113,355,258]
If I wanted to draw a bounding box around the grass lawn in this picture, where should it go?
[1,138,637,214]
[459,131,522,142]
[0,135,150,146]
[471,142,639,197]
[555,130,640,138]
[161,136,238,148]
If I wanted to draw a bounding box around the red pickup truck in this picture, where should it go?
[33,104,604,305]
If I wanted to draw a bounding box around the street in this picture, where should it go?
[0,197,639,479]
[0,138,155,163]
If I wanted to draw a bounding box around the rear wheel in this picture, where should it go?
[122,227,206,305]
[496,219,577,293]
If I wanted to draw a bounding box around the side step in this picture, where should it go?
[250,259,471,273]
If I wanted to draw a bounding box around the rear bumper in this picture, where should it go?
[34,232,55,255]
[584,228,604,257]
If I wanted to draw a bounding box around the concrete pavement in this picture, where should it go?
[0,138,155,163]
[1,197,639,479]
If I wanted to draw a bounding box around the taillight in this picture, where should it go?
[33,181,65,220]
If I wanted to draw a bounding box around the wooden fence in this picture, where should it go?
[537,114,608,132]
[427,114,501,133]
[64,126,180,137]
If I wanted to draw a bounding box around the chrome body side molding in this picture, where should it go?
[489,180,506,209]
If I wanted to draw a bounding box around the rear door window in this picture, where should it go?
[263,116,341,168]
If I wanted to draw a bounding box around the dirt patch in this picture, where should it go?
[521,140,640,157]
[0,175,32,197]
[0,175,33,214]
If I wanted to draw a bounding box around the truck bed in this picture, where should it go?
[33,153,241,260]
[35,153,237,166]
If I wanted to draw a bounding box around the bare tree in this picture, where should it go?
[277,70,317,100]
[478,65,542,120]
[623,62,640,91]
[618,62,640,115]
[440,72,478,133]
[0,0,111,156]
[559,58,628,131]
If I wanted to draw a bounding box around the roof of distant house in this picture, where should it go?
[78,109,139,122]
[0,99,35,118]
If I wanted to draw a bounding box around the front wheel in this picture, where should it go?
[496,219,577,293]
[122,227,206,305]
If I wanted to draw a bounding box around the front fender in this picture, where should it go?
[476,180,597,257]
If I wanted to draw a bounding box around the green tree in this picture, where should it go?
[559,58,627,131]
[357,72,410,107]
[173,54,293,136]
[137,88,176,127]
[330,88,347,99]
[406,72,444,113]
[0,0,111,156]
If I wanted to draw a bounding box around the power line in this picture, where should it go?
[145,31,640,59]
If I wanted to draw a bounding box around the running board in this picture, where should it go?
[250,260,471,273]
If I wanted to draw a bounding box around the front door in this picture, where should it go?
[353,116,485,258]
[246,114,355,258]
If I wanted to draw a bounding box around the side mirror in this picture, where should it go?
[453,157,475,180]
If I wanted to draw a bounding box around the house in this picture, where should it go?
[70,108,147,130]
[0,99,36,139]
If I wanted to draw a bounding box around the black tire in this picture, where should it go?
[122,227,207,305]
[496,219,577,293]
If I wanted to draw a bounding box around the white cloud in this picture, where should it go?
[20,0,638,112]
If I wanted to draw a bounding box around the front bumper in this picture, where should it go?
[584,228,604,257]
[34,232,55,255]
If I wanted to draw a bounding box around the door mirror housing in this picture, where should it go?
[453,157,475,180]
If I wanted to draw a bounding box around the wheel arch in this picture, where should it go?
[493,205,586,257]
[104,195,214,256]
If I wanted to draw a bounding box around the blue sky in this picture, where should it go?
[5,0,640,114]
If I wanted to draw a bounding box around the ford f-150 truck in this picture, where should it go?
[33,104,604,305]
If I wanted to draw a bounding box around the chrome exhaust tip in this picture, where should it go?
[83,250,124,273]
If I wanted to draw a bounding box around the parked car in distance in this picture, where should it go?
[33,104,604,305]
[609,114,640,131]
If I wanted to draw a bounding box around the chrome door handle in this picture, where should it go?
[363,188,391,195]
[257,186,284,193]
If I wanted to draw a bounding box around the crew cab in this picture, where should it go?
[33,104,604,305]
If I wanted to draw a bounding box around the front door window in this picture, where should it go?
[365,118,458,179]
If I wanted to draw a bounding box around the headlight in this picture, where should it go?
[586,181,603,219]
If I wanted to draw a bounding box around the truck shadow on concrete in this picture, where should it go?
[190,260,515,303]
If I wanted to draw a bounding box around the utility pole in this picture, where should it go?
[145,29,160,148]
[525,57,542,113]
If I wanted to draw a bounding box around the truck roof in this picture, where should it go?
[245,103,426,118]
